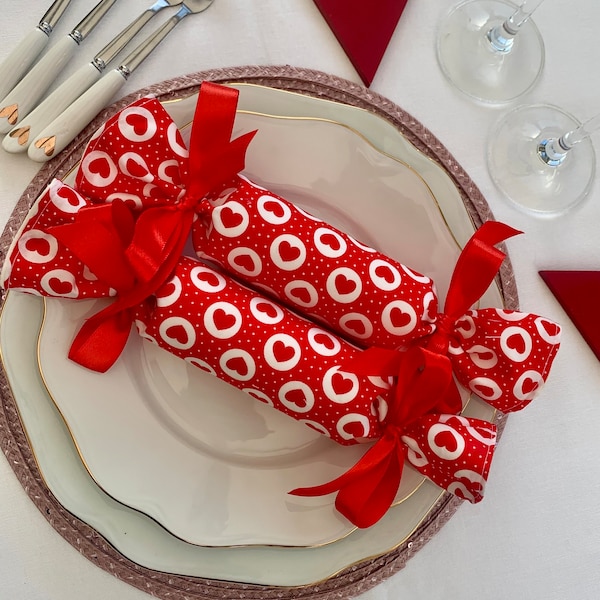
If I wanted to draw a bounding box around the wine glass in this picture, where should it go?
[436,0,545,104]
[487,104,598,215]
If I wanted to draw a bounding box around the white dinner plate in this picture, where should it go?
[0,83,502,585]
[37,109,471,548]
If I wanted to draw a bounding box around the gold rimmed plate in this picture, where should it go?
[0,83,502,584]
[38,109,465,548]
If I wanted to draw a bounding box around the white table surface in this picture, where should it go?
[1,1,599,599]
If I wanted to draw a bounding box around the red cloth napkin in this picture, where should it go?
[540,270,600,361]
[313,0,409,86]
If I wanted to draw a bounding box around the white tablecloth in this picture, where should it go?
[1,1,599,599]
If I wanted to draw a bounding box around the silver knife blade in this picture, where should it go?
[39,0,75,34]
[70,0,119,43]
[118,0,215,76]
[93,0,184,70]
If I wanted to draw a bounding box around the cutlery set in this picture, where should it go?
[0,0,73,101]
[0,0,214,162]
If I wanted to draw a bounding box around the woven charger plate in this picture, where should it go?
[0,65,516,600]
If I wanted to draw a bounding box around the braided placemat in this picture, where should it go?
[0,65,515,600]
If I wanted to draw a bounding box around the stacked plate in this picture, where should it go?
[0,83,502,589]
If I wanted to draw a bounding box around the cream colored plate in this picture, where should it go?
[0,83,501,584]
[38,110,467,548]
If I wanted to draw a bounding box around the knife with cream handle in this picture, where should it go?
[0,0,118,134]
[28,0,215,162]
[0,0,73,101]
[3,0,184,153]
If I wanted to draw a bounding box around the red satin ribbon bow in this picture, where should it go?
[47,82,256,371]
[291,345,497,528]
[290,222,538,528]
[349,221,561,414]
[424,220,520,354]
[1,89,561,528]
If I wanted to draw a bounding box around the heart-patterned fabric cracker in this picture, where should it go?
[194,174,437,348]
[133,256,389,446]
[1,179,119,298]
[0,81,562,528]
[193,181,562,415]
[1,195,499,519]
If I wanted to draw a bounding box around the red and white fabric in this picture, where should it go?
[0,82,562,527]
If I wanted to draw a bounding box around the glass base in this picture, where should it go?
[487,104,596,215]
[437,0,545,104]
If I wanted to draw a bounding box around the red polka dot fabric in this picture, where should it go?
[400,413,496,503]
[133,256,389,445]
[75,98,190,209]
[2,179,116,299]
[0,84,563,524]
[193,175,437,348]
[449,309,561,412]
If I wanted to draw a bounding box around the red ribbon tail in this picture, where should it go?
[444,221,522,318]
[476,220,522,247]
[199,131,257,190]
[344,346,403,378]
[290,432,405,528]
[334,447,404,528]
[68,310,132,373]
[49,202,136,293]
[186,82,257,200]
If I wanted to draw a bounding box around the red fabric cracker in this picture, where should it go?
[0,82,562,527]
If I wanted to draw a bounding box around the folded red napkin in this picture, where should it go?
[540,270,600,361]
[313,0,409,86]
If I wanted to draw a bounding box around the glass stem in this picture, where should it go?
[538,113,600,167]
[487,0,545,53]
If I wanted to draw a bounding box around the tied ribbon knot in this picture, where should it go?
[291,345,497,528]
[47,82,256,372]
[425,312,459,356]
[423,219,520,355]
[291,221,518,527]
[353,220,523,411]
